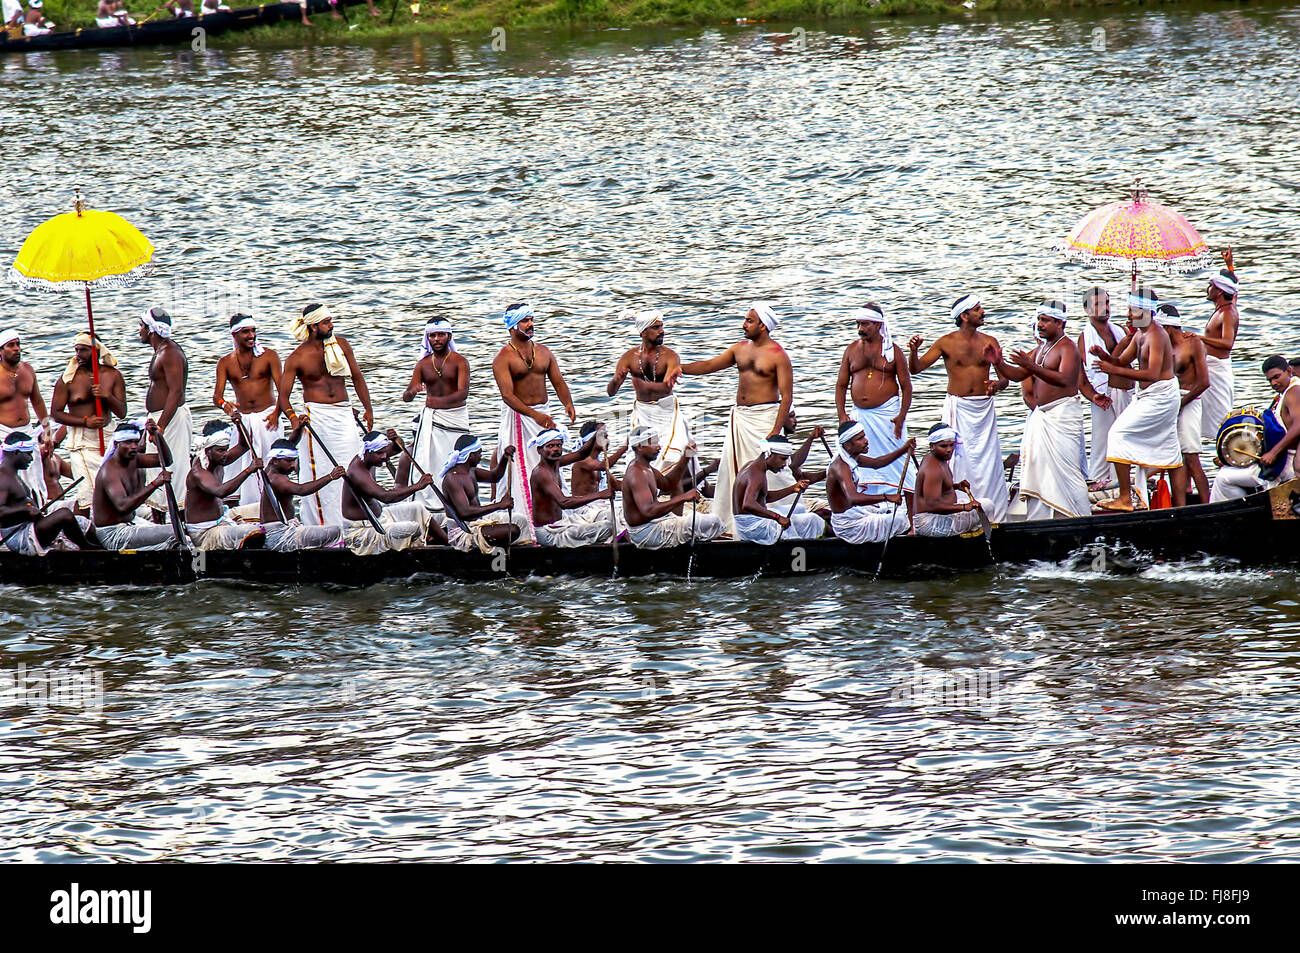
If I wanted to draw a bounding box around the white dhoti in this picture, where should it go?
[63,422,112,510]
[300,401,361,527]
[264,519,343,552]
[344,502,429,555]
[1201,355,1235,443]
[630,395,691,468]
[714,402,783,533]
[1178,390,1203,455]
[1106,377,1183,472]
[413,405,470,511]
[495,401,551,543]
[848,395,914,494]
[830,502,909,544]
[1087,387,1132,484]
[186,514,264,551]
[0,422,47,508]
[94,520,179,551]
[941,394,1008,522]
[733,510,824,544]
[230,405,283,509]
[1019,395,1090,520]
[913,509,983,537]
[626,508,725,549]
[145,404,193,512]
[1,523,46,556]
[535,506,614,548]
[446,509,531,553]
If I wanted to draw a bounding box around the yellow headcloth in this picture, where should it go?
[288,304,351,378]
[63,332,118,383]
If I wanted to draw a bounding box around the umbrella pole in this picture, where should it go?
[83,283,105,454]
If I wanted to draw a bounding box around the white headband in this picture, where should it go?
[267,445,299,462]
[762,436,794,457]
[422,319,457,356]
[0,328,18,348]
[837,422,866,446]
[1,435,37,455]
[229,315,264,357]
[1036,304,1067,322]
[529,428,566,449]
[1154,308,1181,327]
[929,427,959,445]
[851,305,894,356]
[629,425,659,447]
[748,302,779,333]
[112,427,144,446]
[1128,293,1160,312]
[951,295,980,322]
[504,304,534,331]
[197,426,234,451]
[140,307,173,339]
[1210,273,1239,296]
[439,438,482,477]
[361,434,390,455]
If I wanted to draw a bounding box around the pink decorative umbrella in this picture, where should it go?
[1059,182,1213,287]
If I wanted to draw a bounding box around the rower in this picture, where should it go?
[402,319,469,514]
[199,0,232,12]
[22,0,52,34]
[94,0,133,27]
[139,306,192,517]
[1076,287,1130,491]
[568,420,626,514]
[826,420,911,543]
[40,429,73,507]
[439,435,529,552]
[342,430,443,553]
[91,419,180,551]
[1090,288,1182,511]
[986,301,1090,519]
[48,333,127,516]
[1199,249,1240,444]
[835,302,915,501]
[1157,305,1211,505]
[492,303,578,542]
[731,434,824,544]
[529,428,615,547]
[678,302,795,534]
[214,313,285,516]
[168,0,193,15]
[184,420,266,551]
[913,426,985,536]
[0,328,52,507]
[623,425,723,549]
[907,293,1010,521]
[609,308,694,473]
[1,433,96,555]
[260,434,347,551]
[279,302,375,527]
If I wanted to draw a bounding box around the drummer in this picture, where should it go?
[1210,356,1300,502]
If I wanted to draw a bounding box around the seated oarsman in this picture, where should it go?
[439,435,529,552]
[22,0,53,34]
[183,420,266,551]
[529,428,615,547]
[826,420,912,543]
[40,429,74,507]
[95,0,133,27]
[732,434,824,544]
[92,420,181,551]
[568,420,626,519]
[260,437,346,551]
[622,425,723,549]
[1158,304,1211,506]
[168,0,193,15]
[1,433,96,555]
[342,430,444,555]
[1211,356,1300,503]
[913,426,985,537]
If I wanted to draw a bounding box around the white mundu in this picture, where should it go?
[733,511,824,544]
[535,505,614,548]
[1019,395,1091,520]
[940,394,1008,522]
[713,401,782,533]
[627,508,724,549]
[299,401,360,527]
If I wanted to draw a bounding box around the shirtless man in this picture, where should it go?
[731,434,822,544]
[609,309,692,471]
[678,302,794,533]
[912,426,985,536]
[492,303,577,541]
[835,303,913,497]
[622,425,724,549]
[1,433,95,555]
[214,313,284,512]
[183,419,265,551]
[1199,248,1240,442]
[95,0,132,27]
[260,431,346,551]
[341,429,441,554]
[0,328,51,507]
[1090,288,1182,511]
[139,306,192,514]
[825,419,910,544]
[1076,288,1130,490]
[908,294,1010,520]
[279,302,374,527]
[529,429,614,547]
[22,0,53,34]
[92,419,180,551]
[569,421,628,500]
[403,319,470,511]
[40,433,73,505]
[49,333,127,515]
[1157,305,1210,505]
[987,301,1090,519]
[439,435,528,551]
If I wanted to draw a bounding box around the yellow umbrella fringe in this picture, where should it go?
[6,260,155,293]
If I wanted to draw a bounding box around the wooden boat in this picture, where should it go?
[0,0,364,54]
[0,529,992,587]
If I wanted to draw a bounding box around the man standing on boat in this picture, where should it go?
[0,328,51,508]
[214,313,284,515]
[908,294,1009,520]
[835,302,914,500]
[678,302,794,534]
[1090,289,1182,511]
[1199,249,1241,443]
[92,419,180,551]
[49,333,126,515]
[826,420,910,543]
[1158,305,1210,506]
[913,426,985,536]
[609,308,692,472]
[1076,287,1129,491]
[986,301,1090,520]
[493,303,577,542]
[279,302,374,528]
[404,319,469,515]
[139,307,192,515]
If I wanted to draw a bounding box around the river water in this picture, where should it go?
[2,5,1299,862]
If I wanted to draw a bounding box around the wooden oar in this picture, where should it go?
[874,451,913,579]
[962,486,994,556]
[229,414,287,525]
[302,419,386,535]
[605,457,619,571]
[0,477,83,548]
[149,424,190,551]
[388,432,471,535]
[774,485,806,542]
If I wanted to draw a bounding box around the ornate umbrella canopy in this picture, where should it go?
[8,194,154,291]
[1059,183,1213,278]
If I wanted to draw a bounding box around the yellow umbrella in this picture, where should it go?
[7,191,155,452]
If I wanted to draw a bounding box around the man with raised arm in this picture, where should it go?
[913,426,985,537]
[835,303,913,498]
[529,429,614,547]
[439,434,528,552]
[0,432,96,555]
[1076,287,1129,490]
[260,425,347,552]
[92,419,180,551]
[609,309,691,471]
[139,306,192,515]
[213,313,284,513]
[342,429,442,554]
[1199,249,1241,442]
[678,302,794,534]
[1157,305,1211,506]
[279,302,374,528]
[1090,288,1182,511]
[493,303,577,542]
[826,420,911,543]
[908,294,1010,521]
[622,425,723,549]
[0,328,52,507]
[987,301,1090,520]
[404,319,470,513]
[49,333,127,515]
[732,434,823,544]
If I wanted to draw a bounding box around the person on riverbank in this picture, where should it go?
[184,420,265,550]
[439,435,527,552]
[1076,287,1129,491]
[529,429,614,547]
[622,425,722,549]
[1158,305,1210,506]
[49,333,126,515]
[678,302,795,534]
[139,306,192,516]
[0,328,51,508]
[214,313,284,514]
[342,430,441,554]
[0,433,96,555]
[908,294,1010,521]
[732,434,822,544]
[404,319,469,515]
[835,303,914,499]
[826,420,910,543]
[1200,249,1240,442]
[279,302,374,527]
[492,303,577,542]
[92,420,179,551]
[609,308,692,472]
[913,426,985,536]
[260,434,346,551]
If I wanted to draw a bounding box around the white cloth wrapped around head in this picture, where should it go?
[229,313,264,357]
[928,426,960,445]
[951,295,980,323]
[1036,303,1067,322]
[837,420,866,447]
[852,303,894,359]
[627,308,664,336]
[1,433,37,456]
[748,301,779,333]
[288,303,351,378]
[529,428,566,449]
[65,332,118,383]
[761,434,794,457]
[0,328,19,348]
[1127,292,1160,313]
[421,319,457,356]
[439,437,482,477]
[1154,304,1182,327]
[196,425,234,452]
[111,424,145,446]
[1209,271,1239,296]
[503,303,534,331]
[361,433,390,456]
[629,424,659,447]
[140,306,173,340]
[267,444,300,462]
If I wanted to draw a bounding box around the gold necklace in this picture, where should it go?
[510,342,535,369]
[433,353,446,378]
